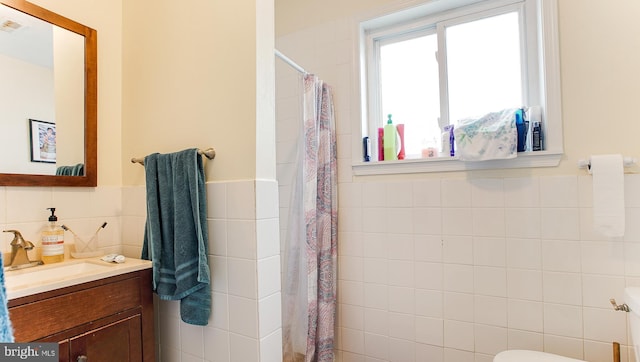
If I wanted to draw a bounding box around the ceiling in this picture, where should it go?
[0,3,52,68]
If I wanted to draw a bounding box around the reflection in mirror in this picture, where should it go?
[0,4,84,175]
[0,0,96,186]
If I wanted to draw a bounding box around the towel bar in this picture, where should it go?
[131,147,216,165]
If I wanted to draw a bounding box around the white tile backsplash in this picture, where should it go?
[388,312,415,340]
[415,289,443,318]
[508,299,543,332]
[506,238,541,270]
[320,173,640,361]
[444,320,474,351]
[415,316,443,346]
[540,208,581,240]
[474,266,507,297]
[539,176,579,208]
[388,286,414,314]
[441,179,472,208]
[582,307,627,343]
[626,175,640,207]
[443,264,474,293]
[543,303,583,338]
[542,271,582,305]
[362,183,387,208]
[412,207,442,235]
[414,234,443,262]
[442,235,473,265]
[364,308,387,334]
[473,237,506,267]
[386,233,413,260]
[227,219,257,259]
[473,208,506,236]
[386,182,414,208]
[412,180,442,207]
[227,258,257,298]
[341,304,365,331]
[471,178,504,208]
[505,207,541,239]
[474,324,507,356]
[504,177,540,208]
[443,292,474,322]
[442,208,473,236]
[414,261,443,290]
[541,240,582,272]
[543,334,584,360]
[226,180,256,220]
[507,268,543,301]
[385,208,413,234]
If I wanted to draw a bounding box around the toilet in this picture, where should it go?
[495,286,640,362]
[625,287,640,361]
[493,350,585,362]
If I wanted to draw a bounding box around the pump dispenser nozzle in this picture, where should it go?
[47,207,58,222]
[387,114,393,124]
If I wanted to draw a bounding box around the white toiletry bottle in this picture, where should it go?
[41,207,64,264]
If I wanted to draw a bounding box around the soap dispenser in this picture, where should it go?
[41,207,64,264]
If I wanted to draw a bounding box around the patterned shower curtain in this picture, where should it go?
[283,74,338,362]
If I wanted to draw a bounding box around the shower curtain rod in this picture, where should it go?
[275,49,307,74]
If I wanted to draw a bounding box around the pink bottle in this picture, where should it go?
[396,124,405,160]
[378,127,384,161]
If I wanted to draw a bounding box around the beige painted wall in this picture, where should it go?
[558,0,640,172]
[53,26,85,168]
[276,0,640,178]
[27,0,271,185]
[122,1,264,185]
[30,0,123,186]
[275,0,396,37]
[0,55,54,174]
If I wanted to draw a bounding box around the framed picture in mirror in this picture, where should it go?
[29,119,56,163]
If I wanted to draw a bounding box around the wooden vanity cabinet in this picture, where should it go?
[7,269,155,362]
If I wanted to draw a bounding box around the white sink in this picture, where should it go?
[4,257,152,300]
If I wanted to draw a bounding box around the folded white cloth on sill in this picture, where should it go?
[454,108,518,161]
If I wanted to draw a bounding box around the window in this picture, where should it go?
[355,0,562,174]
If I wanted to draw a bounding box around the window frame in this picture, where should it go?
[353,0,562,175]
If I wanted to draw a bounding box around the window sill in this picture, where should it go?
[352,151,562,175]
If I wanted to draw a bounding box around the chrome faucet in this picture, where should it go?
[3,230,43,270]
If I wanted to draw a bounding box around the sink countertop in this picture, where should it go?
[4,257,152,300]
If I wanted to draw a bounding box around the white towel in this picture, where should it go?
[591,154,625,238]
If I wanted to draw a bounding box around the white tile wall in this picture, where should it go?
[275,16,640,362]
[122,180,282,361]
[324,175,640,361]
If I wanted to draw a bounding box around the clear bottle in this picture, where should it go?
[41,207,64,264]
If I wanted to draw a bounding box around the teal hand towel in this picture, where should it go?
[55,163,84,176]
[141,148,211,325]
[0,253,14,342]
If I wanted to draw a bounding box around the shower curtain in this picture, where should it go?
[282,74,338,362]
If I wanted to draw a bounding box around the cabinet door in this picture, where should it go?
[69,314,142,362]
[58,339,70,362]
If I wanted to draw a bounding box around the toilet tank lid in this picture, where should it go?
[625,287,640,313]
[494,350,586,362]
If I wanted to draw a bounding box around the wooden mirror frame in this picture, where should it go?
[0,0,96,187]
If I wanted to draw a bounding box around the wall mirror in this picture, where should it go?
[0,0,96,186]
